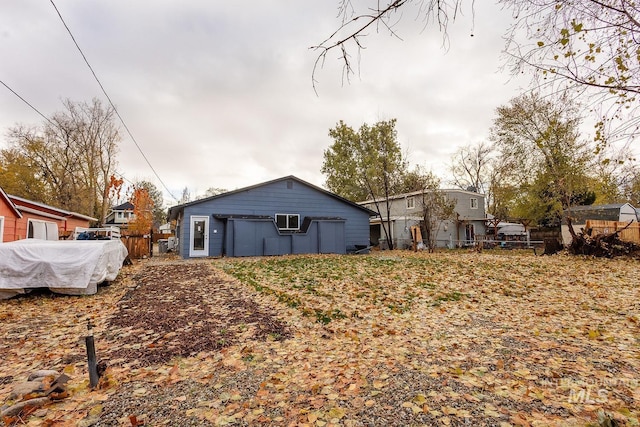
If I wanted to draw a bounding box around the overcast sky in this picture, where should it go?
[0,1,531,205]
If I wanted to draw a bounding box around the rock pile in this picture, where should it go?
[1,370,70,420]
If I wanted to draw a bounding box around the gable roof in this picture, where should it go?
[0,187,22,218]
[111,201,135,211]
[566,202,637,223]
[8,194,98,222]
[359,187,484,205]
[568,203,629,212]
[168,175,377,221]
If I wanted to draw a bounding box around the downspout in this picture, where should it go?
[221,217,228,257]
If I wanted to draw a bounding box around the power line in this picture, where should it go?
[0,80,171,217]
[1,78,135,186]
[49,0,179,202]
[0,79,58,128]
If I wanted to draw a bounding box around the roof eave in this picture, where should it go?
[166,175,378,217]
[0,187,22,218]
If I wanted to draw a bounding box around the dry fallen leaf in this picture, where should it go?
[1,252,639,426]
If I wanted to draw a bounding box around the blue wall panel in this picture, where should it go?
[319,221,346,254]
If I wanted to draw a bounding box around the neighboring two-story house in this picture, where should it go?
[105,202,135,227]
[359,189,486,249]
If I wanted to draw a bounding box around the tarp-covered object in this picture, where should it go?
[0,239,128,299]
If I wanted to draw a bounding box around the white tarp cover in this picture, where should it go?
[0,239,128,298]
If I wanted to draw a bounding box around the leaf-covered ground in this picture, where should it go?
[1,251,639,426]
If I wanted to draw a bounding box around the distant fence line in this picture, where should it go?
[585,220,640,245]
[388,236,544,250]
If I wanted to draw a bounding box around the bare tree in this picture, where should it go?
[179,187,191,204]
[311,0,467,91]
[4,98,120,220]
[58,98,120,223]
[315,1,639,145]
[500,0,640,145]
[449,141,494,192]
[201,187,228,199]
[416,171,457,252]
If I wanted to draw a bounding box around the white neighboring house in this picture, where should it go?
[562,203,638,244]
[359,189,486,249]
[105,202,135,227]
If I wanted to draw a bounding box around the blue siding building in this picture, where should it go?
[167,176,375,258]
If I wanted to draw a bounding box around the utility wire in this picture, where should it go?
[1,84,152,215]
[1,78,135,189]
[49,0,179,202]
[0,79,58,128]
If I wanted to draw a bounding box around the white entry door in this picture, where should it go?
[189,216,209,257]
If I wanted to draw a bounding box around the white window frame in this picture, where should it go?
[470,197,478,209]
[27,219,59,240]
[189,215,209,257]
[275,213,300,231]
[0,216,4,242]
[406,196,415,210]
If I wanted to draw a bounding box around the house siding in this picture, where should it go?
[218,218,341,257]
[0,190,96,242]
[363,189,486,249]
[173,177,371,258]
[16,212,59,241]
[0,200,19,242]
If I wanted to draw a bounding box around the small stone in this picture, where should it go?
[0,397,50,417]
[8,381,44,400]
[132,387,147,397]
[27,370,60,382]
[77,415,100,427]
[33,408,48,417]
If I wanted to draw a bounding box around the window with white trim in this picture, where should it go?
[275,214,300,231]
[0,216,4,242]
[470,198,478,209]
[27,219,58,240]
[406,196,415,210]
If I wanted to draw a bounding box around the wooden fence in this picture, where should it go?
[120,235,151,259]
[585,220,640,244]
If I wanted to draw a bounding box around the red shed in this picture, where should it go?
[0,188,97,242]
